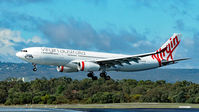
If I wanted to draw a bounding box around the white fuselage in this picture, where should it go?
[16,47,159,72]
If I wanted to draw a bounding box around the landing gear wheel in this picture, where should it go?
[32,63,37,72]
[105,76,111,80]
[92,76,98,80]
[87,72,93,77]
[100,71,111,80]
[87,72,98,80]
[100,72,106,77]
[33,68,37,71]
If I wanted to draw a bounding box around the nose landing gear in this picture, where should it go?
[32,63,37,71]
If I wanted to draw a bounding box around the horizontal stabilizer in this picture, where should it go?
[161,58,190,66]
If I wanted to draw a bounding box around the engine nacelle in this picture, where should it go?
[57,66,78,73]
[78,61,100,72]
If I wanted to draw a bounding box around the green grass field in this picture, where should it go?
[1,103,199,108]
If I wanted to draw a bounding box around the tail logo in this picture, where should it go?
[152,35,180,66]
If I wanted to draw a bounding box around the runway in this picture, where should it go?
[0,108,199,112]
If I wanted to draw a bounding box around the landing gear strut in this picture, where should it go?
[87,72,98,80]
[32,63,37,71]
[100,71,111,80]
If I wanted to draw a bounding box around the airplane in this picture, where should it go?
[16,33,189,80]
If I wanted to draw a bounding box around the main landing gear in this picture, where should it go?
[32,63,37,71]
[87,71,111,80]
[87,72,98,80]
[100,72,111,80]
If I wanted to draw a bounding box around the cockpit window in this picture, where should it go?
[21,50,28,52]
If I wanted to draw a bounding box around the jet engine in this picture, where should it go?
[78,61,100,72]
[57,66,78,73]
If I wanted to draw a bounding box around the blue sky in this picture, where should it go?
[0,0,198,68]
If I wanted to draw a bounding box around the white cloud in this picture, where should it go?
[0,28,44,58]
[27,36,47,44]
[132,40,152,48]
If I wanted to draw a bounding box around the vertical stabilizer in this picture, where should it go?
[152,33,181,66]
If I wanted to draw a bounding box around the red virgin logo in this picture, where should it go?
[152,35,180,66]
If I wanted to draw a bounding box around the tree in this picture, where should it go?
[1,77,199,104]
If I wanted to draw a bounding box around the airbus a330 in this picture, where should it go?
[16,33,189,80]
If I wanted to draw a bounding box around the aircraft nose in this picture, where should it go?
[16,52,22,58]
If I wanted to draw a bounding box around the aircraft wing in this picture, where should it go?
[95,47,167,67]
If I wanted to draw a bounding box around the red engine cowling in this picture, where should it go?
[57,66,78,73]
[78,61,100,72]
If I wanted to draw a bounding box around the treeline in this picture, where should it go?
[1,77,199,105]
